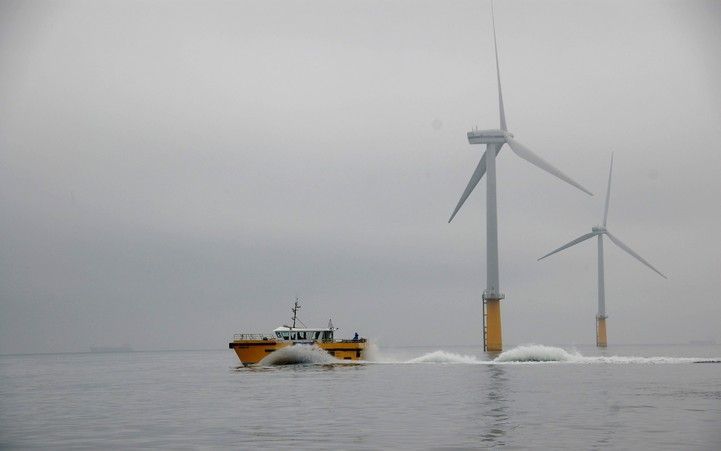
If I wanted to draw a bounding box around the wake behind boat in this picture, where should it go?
[229,299,366,365]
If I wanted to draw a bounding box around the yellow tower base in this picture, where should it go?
[596,317,607,348]
[485,299,503,352]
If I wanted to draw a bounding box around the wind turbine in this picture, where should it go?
[538,153,667,347]
[449,1,593,352]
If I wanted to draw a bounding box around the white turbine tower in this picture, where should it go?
[538,154,667,347]
[449,1,593,352]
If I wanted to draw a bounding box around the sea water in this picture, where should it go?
[1,344,720,449]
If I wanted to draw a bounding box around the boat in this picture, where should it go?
[229,299,366,365]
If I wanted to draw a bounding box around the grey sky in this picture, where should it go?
[1,0,720,354]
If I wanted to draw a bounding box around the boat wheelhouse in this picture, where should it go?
[272,326,335,342]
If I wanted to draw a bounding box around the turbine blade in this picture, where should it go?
[538,232,598,261]
[491,0,507,131]
[448,145,502,222]
[506,137,594,196]
[602,152,614,226]
[605,231,667,279]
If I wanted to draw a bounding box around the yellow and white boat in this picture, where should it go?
[229,300,366,365]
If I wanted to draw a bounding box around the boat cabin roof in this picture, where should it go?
[273,326,333,332]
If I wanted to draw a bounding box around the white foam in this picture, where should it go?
[369,344,720,365]
[257,342,719,366]
[360,341,382,362]
[258,344,338,366]
[406,350,486,364]
[494,344,581,363]
[572,355,715,365]
[494,344,720,364]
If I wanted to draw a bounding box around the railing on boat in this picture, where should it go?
[232,334,367,343]
[232,333,273,341]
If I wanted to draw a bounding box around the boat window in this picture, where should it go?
[314,331,320,340]
[322,331,333,341]
[281,332,289,340]
[290,332,297,340]
[276,332,282,339]
[298,331,306,340]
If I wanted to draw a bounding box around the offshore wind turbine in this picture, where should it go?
[538,154,667,347]
[448,1,593,352]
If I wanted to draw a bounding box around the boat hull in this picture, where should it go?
[229,339,367,365]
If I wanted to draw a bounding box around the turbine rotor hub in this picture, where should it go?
[592,226,606,234]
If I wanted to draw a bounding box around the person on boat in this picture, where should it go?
[353,332,359,341]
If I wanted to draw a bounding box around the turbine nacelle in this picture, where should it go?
[467,129,510,145]
[591,226,607,234]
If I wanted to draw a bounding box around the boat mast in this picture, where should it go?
[291,298,301,329]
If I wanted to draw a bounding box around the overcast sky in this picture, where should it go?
[1,0,720,354]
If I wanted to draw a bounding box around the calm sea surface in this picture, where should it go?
[1,344,720,449]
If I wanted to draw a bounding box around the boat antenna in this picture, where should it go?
[291,297,301,329]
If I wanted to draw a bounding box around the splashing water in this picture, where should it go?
[494,344,721,364]
[494,344,581,362]
[364,344,720,365]
[253,342,719,366]
[258,344,339,366]
[406,350,484,364]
